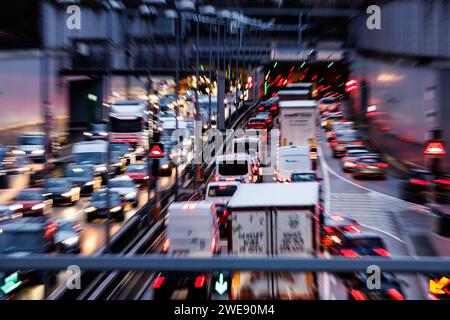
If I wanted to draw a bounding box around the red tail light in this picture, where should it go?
[265,119,271,123]
[377,163,388,168]
[258,106,264,111]
[351,290,367,300]
[270,106,277,111]
[343,225,361,233]
[323,226,334,234]
[214,175,220,182]
[353,141,363,145]
[356,163,366,169]
[223,209,228,217]
[373,248,390,257]
[153,276,165,289]
[330,141,338,147]
[194,275,206,288]
[410,179,429,186]
[162,239,170,253]
[434,179,450,185]
[386,288,404,300]
[340,249,359,258]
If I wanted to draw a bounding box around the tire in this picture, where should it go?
[133,201,138,208]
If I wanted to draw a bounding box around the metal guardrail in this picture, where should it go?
[1,256,449,273]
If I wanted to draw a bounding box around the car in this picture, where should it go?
[205,181,240,204]
[346,272,405,300]
[110,142,135,165]
[83,122,108,140]
[352,154,388,179]
[257,101,278,114]
[321,112,344,129]
[319,97,341,114]
[254,112,273,129]
[64,164,102,195]
[321,214,361,250]
[330,130,362,158]
[125,163,150,186]
[7,156,34,174]
[214,154,257,183]
[152,272,211,300]
[84,190,125,222]
[246,117,269,130]
[13,134,47,162]
[327,121,354,142]
[340,149,370,172]
[151,153,175,177]
[110,150,127,175]
[290,171,321,183]
[11,188,52,216]
[53,219,82,254]
[329,231,390,257]
[108,176,139,208]
[43,178,80,206]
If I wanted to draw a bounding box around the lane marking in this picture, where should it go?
[359,223,405,244]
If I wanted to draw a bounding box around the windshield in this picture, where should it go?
[127,164,147,172]
[75,152,106,165]
[110,143,130,153]
[208,185,238,197]
[218,160,249,176]
[0,231,46,253]
[91,123,107,131]
[110,117,143,132]
[109,180,135,188]
[44,180,70,189]
[249,118,266,123]
[344,237,384,248]
[16,191,42,201]
[65,167,93,177]
[336,130,360,142]
[92,192,120,203]
[291,173,316,182]
[19,136,44,145]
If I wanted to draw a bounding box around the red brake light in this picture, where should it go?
[223,209,228,217]
[153,276,165,289]
[351,290,367,300]
[163,239,170,253]
[258,106,264,111]
[356,163,365,168]
[343,225,361,233]
[214,175,220,182]
[373,248,390,257]
[323,226,334,234]
[434,179,450,185]
[353,141,363,145]
[330,141,338,147]
[410,179,430,186]
[377,163,388,168]
[340,249,359,258]
[194,275,206,288]
[270,106,277,111]
[387,288,404,300]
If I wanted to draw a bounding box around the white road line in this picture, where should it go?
[318,142,407,245]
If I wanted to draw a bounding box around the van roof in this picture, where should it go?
[73,140,108,152]
[216,154,250,162]
[207,181,241,188]
[228,183,319,208]
[286,83,313,88]
[279,100,316,108]
[169,201,215,213]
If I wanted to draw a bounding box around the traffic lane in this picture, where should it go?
[318,129,404,199]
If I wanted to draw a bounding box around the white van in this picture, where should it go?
[164,201,219,256]
[276,146,312,182]
[215,154,256,183]
[72,141,109,180]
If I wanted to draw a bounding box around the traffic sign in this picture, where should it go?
[149,143,164,158]
[424,140,446,156]
[214,273,228,295]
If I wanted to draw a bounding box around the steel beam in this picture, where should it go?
[0,255,449,273]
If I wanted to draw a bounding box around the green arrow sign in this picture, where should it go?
[215,273,228,295]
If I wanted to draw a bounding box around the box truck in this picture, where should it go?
[278,90,311,101]
[227,183,320,300]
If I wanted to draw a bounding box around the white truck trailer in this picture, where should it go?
[227,183,320,300]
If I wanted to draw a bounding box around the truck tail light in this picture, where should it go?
[340,249,359,258]
[162,239,170,253]
[373,248,390,257]
[377,163,388,168]
[350,290,367,300]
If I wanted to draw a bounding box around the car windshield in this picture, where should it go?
[75,152,106,165]
[16,191,42,201]
[65,167,93,178]
[249,118,266,123]
[91,124,107,131]
[19,136,43,145]
[359,157,382,164]
[322,98,337,104]
[44,180,70,189]
[92,192,120,203]
[110,143,130,153]
[291,173,317,182]
[127,164,147,172]
[218,160,249,176]
[208,185,238,197]
[336,130,360,142]
[109,180,135,188]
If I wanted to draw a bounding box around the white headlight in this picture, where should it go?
[84,181,94,186]
[61,191,74,197]
[9,204,23,211]
[99,132,108,136]
[83,132,93,136]
[109,206,121,213]
[161,164,169,169]
[62,237,79,246]
[31,203,45,211]
[84,206,96,213]
[31,149,45,155]
[125,192,137,199]
[13,150,26,155]
[95,166,107,172]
